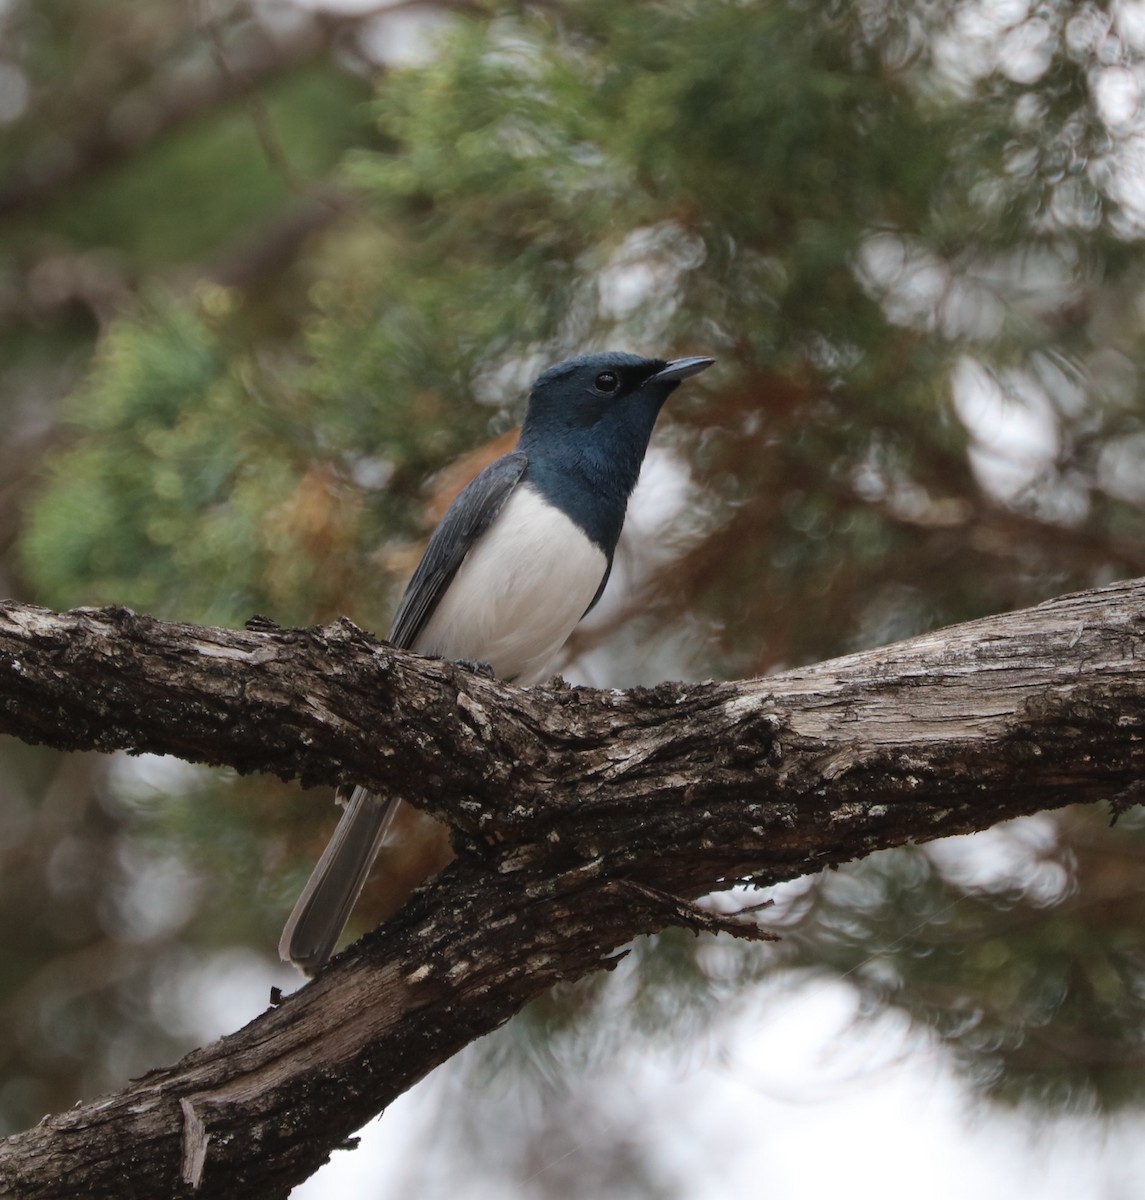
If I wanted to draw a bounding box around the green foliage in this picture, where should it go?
[15,68,367,268]
[781,810,1145,1110]
[19,273,511,626]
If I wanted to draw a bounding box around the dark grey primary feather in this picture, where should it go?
[388,451,528,649]
[277,786,397,973]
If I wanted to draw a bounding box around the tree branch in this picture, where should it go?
[1,577,1144,1196]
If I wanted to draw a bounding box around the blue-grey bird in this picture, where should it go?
[280,350,714,971]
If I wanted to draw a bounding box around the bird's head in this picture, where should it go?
[519,351,713,448]
[516,350,713,556]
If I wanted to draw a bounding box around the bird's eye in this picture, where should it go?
[594,371,620,393]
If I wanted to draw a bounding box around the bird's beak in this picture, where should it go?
[649,356,715,383]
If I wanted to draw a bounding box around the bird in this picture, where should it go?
[280,350,714,972]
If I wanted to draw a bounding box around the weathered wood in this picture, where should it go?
[0,577,1143,1196]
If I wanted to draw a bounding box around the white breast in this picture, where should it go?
[412,483,609,683]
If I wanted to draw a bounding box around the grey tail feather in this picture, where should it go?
[279,787,399,974]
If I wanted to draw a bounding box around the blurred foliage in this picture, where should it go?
[0,0,384,1136]
[764,805,1145,1111]
[4,0,1145,1185]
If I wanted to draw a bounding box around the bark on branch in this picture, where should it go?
[1,577,1144,1197]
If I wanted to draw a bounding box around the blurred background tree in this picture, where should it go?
[4,0,1145,1194]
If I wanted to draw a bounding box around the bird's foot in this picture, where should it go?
[455,657,496,678]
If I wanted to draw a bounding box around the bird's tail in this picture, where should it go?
[279,787,399,973]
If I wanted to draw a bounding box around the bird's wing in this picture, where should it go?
[388,450,529,650]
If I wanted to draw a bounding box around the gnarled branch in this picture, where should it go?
[0,577,1143,1196]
